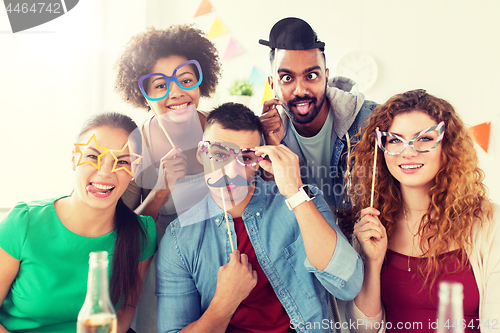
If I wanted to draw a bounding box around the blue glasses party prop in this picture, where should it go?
[138,60,203,101]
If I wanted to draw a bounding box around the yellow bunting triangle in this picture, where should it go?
[206,16,228,38]
[261,80,274,104]
[194,0,214,17]
[468,121,491,153]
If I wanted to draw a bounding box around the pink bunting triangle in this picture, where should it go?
[222,37,245,60]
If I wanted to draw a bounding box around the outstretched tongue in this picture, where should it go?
[86,184,113,194]
[295,102,310,115]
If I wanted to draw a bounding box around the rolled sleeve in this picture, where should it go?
[302,187,364,300]
[304,228,364,300]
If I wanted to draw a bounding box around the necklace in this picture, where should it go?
[403,206,417,272]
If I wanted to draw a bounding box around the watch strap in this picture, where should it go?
[285,185,314,210]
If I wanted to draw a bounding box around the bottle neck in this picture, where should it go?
[437,282,464,333]
[86,258,113,307]
[87,262,109,300]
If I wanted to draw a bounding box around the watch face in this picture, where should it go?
[303,185,315,199]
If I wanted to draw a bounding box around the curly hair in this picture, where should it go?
[348,89,493,289]
[114,25,221,110]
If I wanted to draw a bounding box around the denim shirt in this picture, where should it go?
[156,176,363,333]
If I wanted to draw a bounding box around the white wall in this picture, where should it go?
[0,0,498,212]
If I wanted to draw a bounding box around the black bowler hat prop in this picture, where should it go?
[259,17,325,50]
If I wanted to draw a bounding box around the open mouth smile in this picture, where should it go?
[399,164,423,170]
[168,102,189,110]
[87,182,116,197]
[167,102,194,114]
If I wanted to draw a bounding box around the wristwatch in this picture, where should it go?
[285,185,315,210]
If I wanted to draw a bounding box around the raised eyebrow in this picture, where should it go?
[277,66,322,75]
[303,66,322,74]
[211,144,227,150]
[177,70,195,76]
[116,154,131,159]
[86,147,102,154]
[151,76,165,83]
[390,128,435,138]
[277,68,293,75]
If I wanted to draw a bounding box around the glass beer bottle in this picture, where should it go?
[436,281,465,333]
[77,251,117,333]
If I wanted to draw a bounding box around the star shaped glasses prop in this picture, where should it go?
[110,141,143,177]
[198,141,265,169]
[375,121,446,156]
[74,134,110,170]
[74,134,143,177]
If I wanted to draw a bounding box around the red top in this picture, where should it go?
[381,249,480,333]
[227,217,295,333]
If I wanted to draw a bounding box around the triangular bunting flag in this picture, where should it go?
[194,0,214,17]
[249,66,267,87]
[206,16,228,38]
[468,121,491,153]
[222,37,245,60]
[261,80,274,104]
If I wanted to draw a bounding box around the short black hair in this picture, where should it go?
[206,102,263,136]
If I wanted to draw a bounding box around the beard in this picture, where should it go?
[282,85,327,125]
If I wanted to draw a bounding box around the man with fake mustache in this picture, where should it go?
[259,17,377,212]
[156,102,363,332]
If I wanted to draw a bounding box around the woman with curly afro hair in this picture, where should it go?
[114,25,221,333]
[114,24,222,226]
[343,89,499,332]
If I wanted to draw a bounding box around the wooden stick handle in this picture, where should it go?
[273,48,278,100]
[370,128,379,208]
[146,100,175,149]
[207,145,235,252]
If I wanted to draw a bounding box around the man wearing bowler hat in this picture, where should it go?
[259,17,377,213]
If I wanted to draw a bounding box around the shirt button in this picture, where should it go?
[256,212,260,216]
[280,290,285,297]
[215,219,219,223]
[340,282,345,287]
[250,228,254,233]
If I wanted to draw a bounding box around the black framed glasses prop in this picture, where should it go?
[376,121,445,155]
[198,141,265,169]
[138,60,203,101]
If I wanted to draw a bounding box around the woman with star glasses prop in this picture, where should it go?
[74,133,143,177]
[343,89,498,332]
[0,113,157,333]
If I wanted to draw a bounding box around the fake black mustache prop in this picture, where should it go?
[207,174,253,188]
